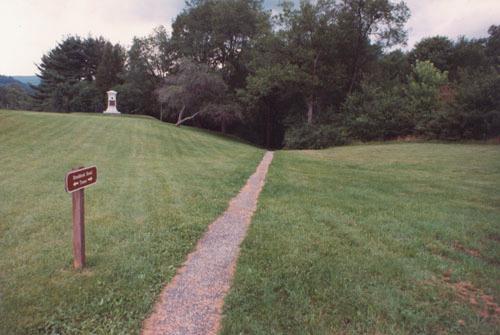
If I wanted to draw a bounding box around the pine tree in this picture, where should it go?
[95,42,125,94]
[33,36,124,112]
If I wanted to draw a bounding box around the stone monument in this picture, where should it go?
[103,90,120,114]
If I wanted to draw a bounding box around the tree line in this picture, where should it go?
[9,0,500,148]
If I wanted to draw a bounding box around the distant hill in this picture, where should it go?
[0,75,22,86]
[12,75,40,86]
[0,75,35,92]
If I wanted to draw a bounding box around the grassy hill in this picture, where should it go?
[0,110,263,334]
[221,144,500,334]
[1,110,499,334]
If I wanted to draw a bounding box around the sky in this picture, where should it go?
[0,0,499,76]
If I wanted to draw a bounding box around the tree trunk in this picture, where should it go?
[265,107,272,149]
[348,7,365,95]
[221,118,227,134]
[176,104,186,125]
[307,97,314,124]
[348,65,359,94]
[307,53,320,124]
[176,104,200,127]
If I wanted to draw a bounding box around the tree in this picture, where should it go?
[199,100,242,133]
[406,60,448,134]
[409,36,454,72]
[135,26,177,80]
[172,0,270,89]
[449,37,488,79]
[335,0,410,94]
[33,36,122,112]
[375,49,411,84]
[451,68,500,139]
[69,81,103,113]
[486,25,500,70]
[268,0,410,125]
[0,84,33,110]
[343,81,411,140]
[410,36,489,80]
[95,42,125,94]
[114,28,176,118]
[81,37,108,81]
[276,0,337,124]
[238,63,300,147]
[34,36,85,110]
[156,59,228,126]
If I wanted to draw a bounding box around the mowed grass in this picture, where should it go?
[0,110,263,334]
[221,143,500,334]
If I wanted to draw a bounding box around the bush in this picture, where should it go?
[0,85,33,110]
[343,83,413,141]
[406,60,448,135]
[68,82,103,113]
[453,69,500,139]
[284,124,348,149]
[420,69,500,140]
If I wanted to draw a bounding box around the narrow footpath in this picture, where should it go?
[142,151,274,335]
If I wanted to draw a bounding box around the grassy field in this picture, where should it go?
[221,143,500,334]
[0,110,263,334]
[2,110,499,335]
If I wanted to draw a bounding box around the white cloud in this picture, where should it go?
[0,0,499,75]
[0,0,184,75]
[405,0,500,48]
[266,0,499,48]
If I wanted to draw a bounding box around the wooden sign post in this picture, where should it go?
[65,166,97,269]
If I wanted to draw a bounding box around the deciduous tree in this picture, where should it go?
[172,0,270,89]
[156,59,228,126]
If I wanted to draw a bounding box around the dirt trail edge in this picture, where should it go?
[142,151,274,335]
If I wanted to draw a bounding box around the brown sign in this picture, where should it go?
[65,166,97,193]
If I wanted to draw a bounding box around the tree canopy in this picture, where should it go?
[156,59,228,126]
[14,0,499,148]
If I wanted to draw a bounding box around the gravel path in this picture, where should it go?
[142,151,274,335]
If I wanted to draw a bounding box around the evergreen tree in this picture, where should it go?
[95,42,125,94]
[34,36,124,112]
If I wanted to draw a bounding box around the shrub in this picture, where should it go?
[343,83,413,141]
[406,60,449,135]
[284,124,348,149]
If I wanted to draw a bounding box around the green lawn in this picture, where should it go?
[0,110,263,334]
[221,143,500,334]
[2,110,499,335]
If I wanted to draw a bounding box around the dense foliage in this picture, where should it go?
[0,76,33,110]
[15,0,500,147]
[31,36,125,113]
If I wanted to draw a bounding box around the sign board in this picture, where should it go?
[65,166,97,193]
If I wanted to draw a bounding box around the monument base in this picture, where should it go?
[103,106,120,114]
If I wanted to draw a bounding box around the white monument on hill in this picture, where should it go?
[103,90,120,114]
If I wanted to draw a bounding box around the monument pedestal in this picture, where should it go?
[103,90,120,114]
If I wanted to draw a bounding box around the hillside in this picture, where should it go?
[12,75,40,86]
[0,110,263,334]
[222,143,500,334]
[1,110,499,334]
[0,75,32,91]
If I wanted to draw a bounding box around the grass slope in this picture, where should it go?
[221,143,500,334]
[0,110,263,334]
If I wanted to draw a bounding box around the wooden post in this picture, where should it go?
[66,165,96,270]
[72,188,85,269]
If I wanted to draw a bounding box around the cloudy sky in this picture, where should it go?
[0,0,499,75]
